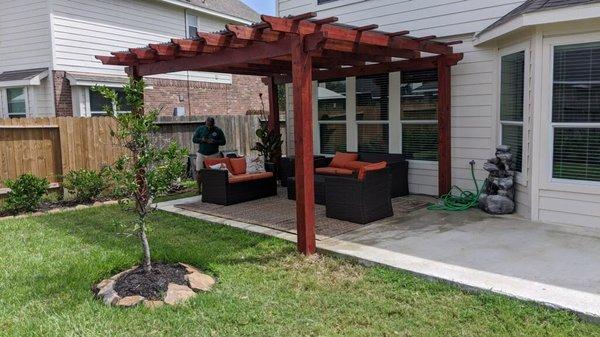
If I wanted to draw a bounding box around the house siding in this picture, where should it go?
[49,0,231,84]
[0,0,52,72]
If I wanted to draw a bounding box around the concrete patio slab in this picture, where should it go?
[157,196,600,320]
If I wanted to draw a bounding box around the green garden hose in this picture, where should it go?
[427,160,483,211]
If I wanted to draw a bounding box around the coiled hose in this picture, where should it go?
[427,160,483,211]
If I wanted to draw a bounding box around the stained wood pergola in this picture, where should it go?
[97,12,463,255]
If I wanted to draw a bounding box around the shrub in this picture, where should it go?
[3,173,49,214]
[62,169,106,203]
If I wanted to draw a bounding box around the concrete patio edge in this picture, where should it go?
[157,196,600,321]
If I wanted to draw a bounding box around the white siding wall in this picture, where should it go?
[279,0,525,37]
[50,0,231,83]
[0,0,53,72]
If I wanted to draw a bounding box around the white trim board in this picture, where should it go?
[156,0,253,25]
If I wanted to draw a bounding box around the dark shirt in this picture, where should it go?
[192,125,226,155]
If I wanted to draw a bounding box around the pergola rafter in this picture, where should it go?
[96,12,464,256]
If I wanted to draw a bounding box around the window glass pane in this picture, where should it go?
[116,90,131,112]
[186,13,198,38]
[358,124,389,153]
[500,51,525,122]
[402,124,438,161]
[401,70,438,120]
[6,87,26,117]
[357,74,388,121]
[553,128,600,182]
[90,89,112,113]
[553,42,600,123]
[318,79,346,121]
[320,124,346,154]
[501,124,523,172]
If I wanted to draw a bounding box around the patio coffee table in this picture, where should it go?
[286,175,326,205]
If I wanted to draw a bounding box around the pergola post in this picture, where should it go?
[437,58,452,196]
[267,76,281,137]
[291,35,316,255]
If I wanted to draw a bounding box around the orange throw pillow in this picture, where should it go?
[229,157,247,175]
[204,158,233,172]
[358,161,387,181]
[330,152,359,169]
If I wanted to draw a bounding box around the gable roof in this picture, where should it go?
[479,0,600,36]
[185,0,260,22]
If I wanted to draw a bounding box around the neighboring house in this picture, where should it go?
[0,0,265,119]
[278,0,600,229]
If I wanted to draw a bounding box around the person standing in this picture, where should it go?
[193,117,227,193]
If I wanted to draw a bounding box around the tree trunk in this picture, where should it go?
[140,222,152,273]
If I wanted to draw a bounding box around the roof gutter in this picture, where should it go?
[157,0,253,25]
[474,3,600,46]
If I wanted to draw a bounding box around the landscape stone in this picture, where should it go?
[164,283,196,305]
[144,300,165,309]
[496,145,511,152]
[117,295,145,307]
[186,272,216,292]
[97,279,115,297]
[178,262,200,274]
[484,195,515,215]
[102,288,121,306]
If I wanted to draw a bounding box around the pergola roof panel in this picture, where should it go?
[96,12,463,82]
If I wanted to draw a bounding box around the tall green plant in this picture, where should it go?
[94,78,187,273]
[252,93,283,163]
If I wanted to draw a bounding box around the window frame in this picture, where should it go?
[542,32,600,193]
[356,74,390,154]
[497,42,530,184]
[85,87,130,117]
[316,78,349,155]
[399,71,439,162]
[2,86,28,118]
[186,11,199,39]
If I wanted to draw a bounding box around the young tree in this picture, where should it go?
[95,78,187,273]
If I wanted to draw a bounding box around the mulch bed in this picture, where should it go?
[176,188,431,238]
[114,263,187,300]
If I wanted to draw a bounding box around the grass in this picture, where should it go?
[0,206,598,337]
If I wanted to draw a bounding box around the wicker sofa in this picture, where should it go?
[316,152,409,197]
[324,165,393,224]
[200,157,277,205]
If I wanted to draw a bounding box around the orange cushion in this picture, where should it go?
[343,160,371,171]
[330,152,359,169]
[228,172,273,184]
[204,158,233,173]
[315,167,354,176]
[358,161,387,181]
[229,157,247,175]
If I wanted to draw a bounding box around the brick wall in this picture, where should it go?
[53,71,73,117]
[145,75,268,117]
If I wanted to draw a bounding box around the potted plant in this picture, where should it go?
[252,93,283,174]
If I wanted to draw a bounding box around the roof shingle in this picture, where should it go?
[479,0,600,35]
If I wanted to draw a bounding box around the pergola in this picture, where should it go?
[97,12,463,255]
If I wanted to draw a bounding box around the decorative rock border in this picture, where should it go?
[93,263,216,308]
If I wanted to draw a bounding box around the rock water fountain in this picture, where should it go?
[478,145,516,214]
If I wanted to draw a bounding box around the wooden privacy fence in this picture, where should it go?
[0,115,285,189]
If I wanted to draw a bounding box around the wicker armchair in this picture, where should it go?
[200,169,277,205]
[324,168,393,224]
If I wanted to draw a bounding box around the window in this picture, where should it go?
[318,79,347,154]
[186,13,198,38]
[401,70,438,161]
[89,88,130,116]
[500,51,525,172]
[356,74,389,153]
[552,42,600,182]
[6,87,27,118]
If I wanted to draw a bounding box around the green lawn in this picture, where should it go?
[0,206,598,337]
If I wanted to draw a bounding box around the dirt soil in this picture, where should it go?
[114,263,188,300]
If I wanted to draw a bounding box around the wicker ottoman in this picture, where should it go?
[286,175,326,205]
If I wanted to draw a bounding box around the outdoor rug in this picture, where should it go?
[176,189,431,238]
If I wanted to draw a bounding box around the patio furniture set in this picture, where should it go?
[199,152,409,224]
